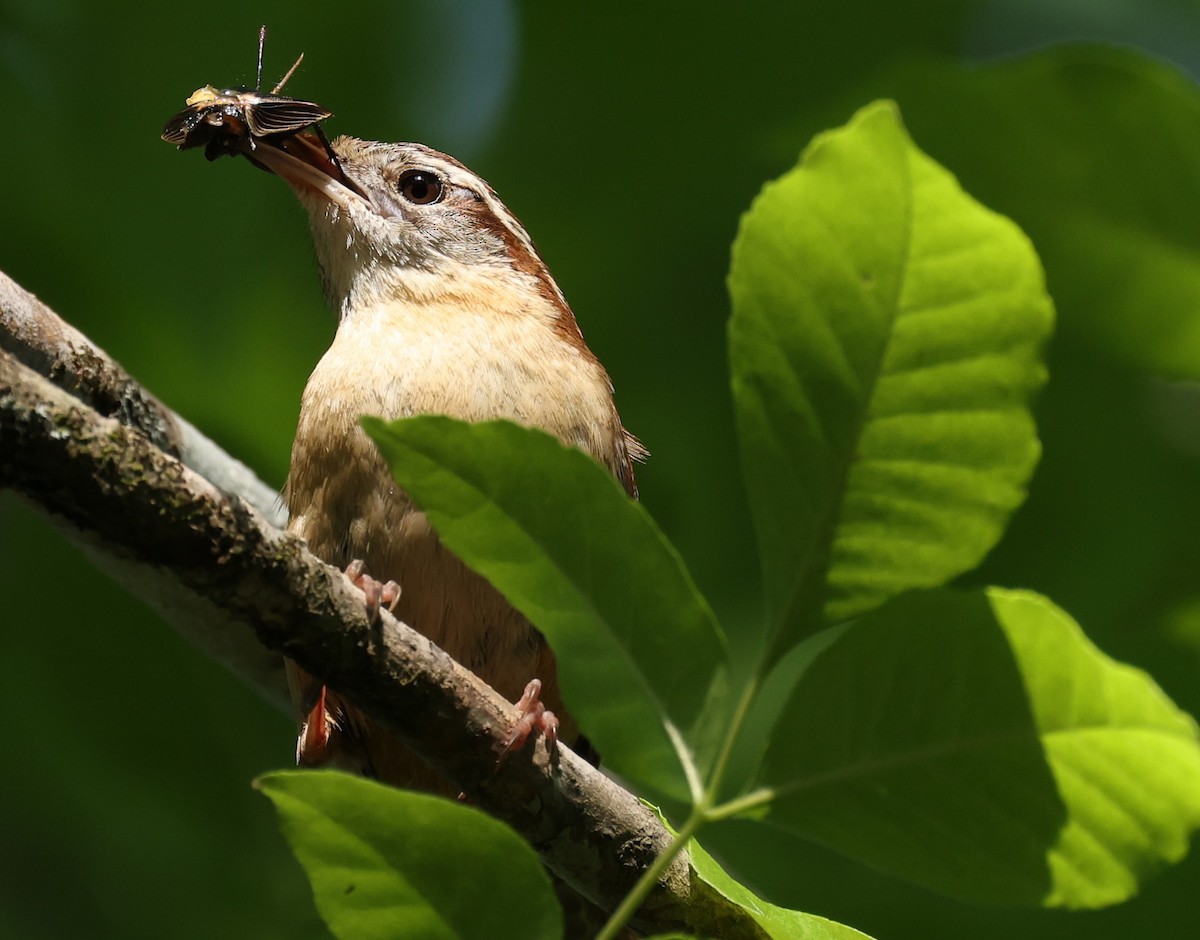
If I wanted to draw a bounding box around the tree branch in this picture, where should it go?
[0,271,290,707]
[0,272,766,939]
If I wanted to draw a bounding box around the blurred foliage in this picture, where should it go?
[2,0,1199,938]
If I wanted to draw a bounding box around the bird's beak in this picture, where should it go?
[242,130,369,211]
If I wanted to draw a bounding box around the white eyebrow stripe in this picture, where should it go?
[418,151,570,311]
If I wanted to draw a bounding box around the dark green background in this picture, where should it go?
[2,1,1198,937]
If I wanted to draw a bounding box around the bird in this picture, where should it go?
[239,130,645,791]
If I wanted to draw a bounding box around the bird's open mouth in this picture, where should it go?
[242,130,370,210]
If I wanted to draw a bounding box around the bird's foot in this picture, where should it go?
[500,678,559,759]
[345,559,400,624]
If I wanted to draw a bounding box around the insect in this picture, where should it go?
[161,27,334,161]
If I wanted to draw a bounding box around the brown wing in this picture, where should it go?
[615,427,648,500]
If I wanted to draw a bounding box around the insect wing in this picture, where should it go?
[163,89,331,149]
[161,106,205,145]
[162,88,240,146]
[244,96,333,137]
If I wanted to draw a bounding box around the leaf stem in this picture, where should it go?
[702,674,761,806]
[596,675,764,937]
[704,787,775,822]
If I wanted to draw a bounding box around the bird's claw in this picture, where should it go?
[500,678,559,759]
[345,559,400,624]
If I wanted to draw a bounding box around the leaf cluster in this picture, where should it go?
[261,102,1200,938]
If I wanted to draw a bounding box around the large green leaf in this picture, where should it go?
[871,45,1200,379]
[728,101,1053,655]
[364,417,729,804]
[255,771,560,940]
[732,589,1200,907]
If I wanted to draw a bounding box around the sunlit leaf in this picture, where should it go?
[729,101,1053,656]
[256,771,561,940]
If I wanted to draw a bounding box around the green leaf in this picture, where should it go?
[255,771,561,940]
[642,803,874,939]
[873,45,1200,379]
[732,588,1200,907]
[728,101,1053,654]
[364,417,730,804]
[687,837,875,940]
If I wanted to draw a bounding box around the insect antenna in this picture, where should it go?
[255,25,304,95]
[256,24,267,91]
[273,52,305,94]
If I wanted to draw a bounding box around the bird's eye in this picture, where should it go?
[397,170,444,205]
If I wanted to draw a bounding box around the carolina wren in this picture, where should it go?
[243,132,644,788]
